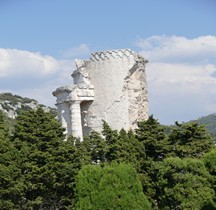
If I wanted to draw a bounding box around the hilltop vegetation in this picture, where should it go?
[0,92,56,132]
[194,113,216,142]
[1,93,216,209]
[0,92,56,118]
[0,92,37,105]
[1,106,216,209]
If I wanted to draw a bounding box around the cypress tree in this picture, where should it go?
[75,162,151,210]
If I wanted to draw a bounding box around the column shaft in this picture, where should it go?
[69,101,83,140]
[56,103,62,123]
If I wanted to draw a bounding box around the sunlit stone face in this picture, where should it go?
[53,49,148,140]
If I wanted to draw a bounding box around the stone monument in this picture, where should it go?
[53,49,148,139]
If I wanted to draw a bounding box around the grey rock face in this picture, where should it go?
[0,93,55,119]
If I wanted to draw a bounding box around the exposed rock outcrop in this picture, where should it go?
[0,93,55,119]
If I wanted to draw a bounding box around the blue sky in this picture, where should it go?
[0,0,216,124]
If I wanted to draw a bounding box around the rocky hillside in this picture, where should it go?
[0,92,56,119]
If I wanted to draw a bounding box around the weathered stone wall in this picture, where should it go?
[53,49,148,139]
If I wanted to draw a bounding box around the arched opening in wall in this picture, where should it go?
[80,101,93,137]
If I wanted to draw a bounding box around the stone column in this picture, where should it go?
[55,103,63,124]
[69,101,83,140]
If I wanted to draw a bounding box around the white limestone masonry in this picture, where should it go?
[53,49,148,139]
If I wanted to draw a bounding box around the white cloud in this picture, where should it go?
[136,35,216,124]
[137,35,216,63]
[0,44,94,108]
[0,49,60,77]
[0,48,78,107]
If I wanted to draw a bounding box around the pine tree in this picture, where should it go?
[135,116,170,208]
[136,115,169,161]
[82,131,106,164]
[11,107,79,209]
[0,111,24,209]
[157,157,216,209]
[73,137,92,167]
[102,120,119,162]
[168,122,215,158]
[101,121,146,170]
[0,110,6,139]
[112,128,146,171]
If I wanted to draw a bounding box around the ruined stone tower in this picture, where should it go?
[53,49,148,139]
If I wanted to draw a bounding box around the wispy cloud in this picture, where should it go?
[136,35,216,124]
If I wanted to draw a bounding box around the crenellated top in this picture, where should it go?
[89,49,148,63]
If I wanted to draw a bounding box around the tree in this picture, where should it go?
[114,128,146,170]
[203,149,216,177]
[136,115,169,161]
[101,121,146,170]
[157,157,216,210]
[0,140,23,210]
[0,112,24,209]
[203,150,216,205]
[75,162,151,210]
[13,107,65,147]
[11,108,80,209]
[168,122,215,158]
[0,110,6,139]
[134,116,170,208]
[82,131,106,164]
[102,120,120,162]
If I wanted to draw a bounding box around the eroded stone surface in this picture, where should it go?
[53,49,148,139]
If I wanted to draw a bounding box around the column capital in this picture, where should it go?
[69,100,81,110]
[69,100,81,104]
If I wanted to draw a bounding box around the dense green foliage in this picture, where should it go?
[194,113,216,143]
[203,150,216,177]
[0,111,6,139]
[157,158,215,209]
[1,108,83,209]
[77,116,216,209]
[168,121,214,158]
[203,150,216,205]
[75,163,151,210]
[0,111,23,209]
[1,108,216,209]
